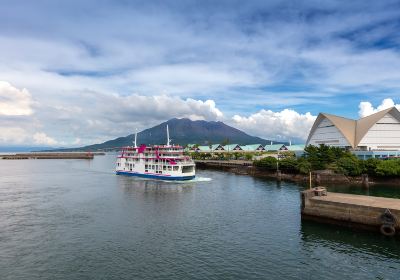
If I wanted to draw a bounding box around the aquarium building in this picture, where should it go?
[306,107,400,156]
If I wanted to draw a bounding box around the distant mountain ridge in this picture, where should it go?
[72,118,274,151]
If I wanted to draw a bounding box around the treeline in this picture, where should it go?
[254,145,400,177]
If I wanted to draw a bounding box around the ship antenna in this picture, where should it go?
[167,124,171,146]
[134,129,138,148]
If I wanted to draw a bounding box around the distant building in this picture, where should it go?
[306,107,400,151]
[286,144,305,151]
[264,144,287,151]
[211,144,224,151]
[241,144,265,152]
[197,145,211,152]
[223,144,242,151]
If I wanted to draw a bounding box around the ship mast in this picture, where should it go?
[167,125,171,146]
[133,129,138,148]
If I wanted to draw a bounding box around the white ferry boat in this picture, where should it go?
[115,126,196,180]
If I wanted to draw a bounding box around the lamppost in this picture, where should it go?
[276,148,279,171]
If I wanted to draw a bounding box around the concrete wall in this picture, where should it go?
[301,190,400,235]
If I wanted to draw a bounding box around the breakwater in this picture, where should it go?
[0,152,103,160]
[301,189,400,236]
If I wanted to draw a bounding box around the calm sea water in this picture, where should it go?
[1,154,399,280]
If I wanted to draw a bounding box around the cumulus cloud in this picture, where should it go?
[45,92,224,143]
[231,109,316,141]
[105,94,223,121]
[0,127,29,144]
[358,98,400,118]
[0,81,34,116]
[33,132,57,145]
[1,2,400,146]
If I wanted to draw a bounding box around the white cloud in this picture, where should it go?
[0,81,225,146]
[358,98,400,118]
[0,127,29,144]
[39,92,224,144]
[33,132,57,146]
[1,2,399,146]
[231,109,316,141]
[0,81,34,116]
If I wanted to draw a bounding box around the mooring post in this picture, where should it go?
[362,174,369,188]
[315,173,321,185]
[276,170,282,181]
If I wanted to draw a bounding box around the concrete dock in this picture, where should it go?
[301,189,400,236]
[0,152,96,160]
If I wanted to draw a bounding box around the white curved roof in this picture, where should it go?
[306,107,400,148]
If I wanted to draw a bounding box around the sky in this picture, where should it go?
[1,0,400,146]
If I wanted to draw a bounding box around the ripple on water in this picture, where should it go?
[0,157,399,280]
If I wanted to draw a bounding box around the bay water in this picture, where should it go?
[1,154,399,279]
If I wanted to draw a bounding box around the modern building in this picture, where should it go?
[306,107,400,152]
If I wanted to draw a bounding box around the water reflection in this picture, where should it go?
[300,220,400,259]
[118,176,194,194]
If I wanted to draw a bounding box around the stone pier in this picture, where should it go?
[301,189,400,236]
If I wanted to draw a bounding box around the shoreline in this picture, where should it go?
[195,161,400,186]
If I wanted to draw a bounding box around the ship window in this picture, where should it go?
[182,166,193,173]
[173,166,179,171]
[145,164,148,169]
[163,166,166,170]
[168,166,172,171]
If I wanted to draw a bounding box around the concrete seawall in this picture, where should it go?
[0,152,98,160]
[195,160,400,186]
[301,190,400,236]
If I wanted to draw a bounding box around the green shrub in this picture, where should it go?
[297,158,312,174]
[376,159,400,176]
[245,153,253,161]
[360,158,380,176]
[279,157,298,171]
[336,155,362,176]
[254,156,277,170]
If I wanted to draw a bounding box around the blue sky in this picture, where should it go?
[1,0,400,146]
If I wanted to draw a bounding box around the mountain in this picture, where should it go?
[0,146,58,152]
[72,118,273,151]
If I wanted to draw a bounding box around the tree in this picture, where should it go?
[360,158,380,176]
[254,157,277,170]
[303,144,348,170]
[279,157,298,173]
[336,154,362,176]
[245,153,253,161]
[297,158,312,174]
[376,159,400,176]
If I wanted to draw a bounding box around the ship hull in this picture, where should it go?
[116,171,195,181]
